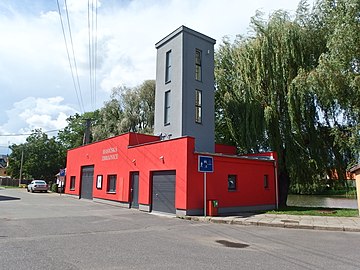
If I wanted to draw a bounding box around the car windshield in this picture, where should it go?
[34,181,46,184]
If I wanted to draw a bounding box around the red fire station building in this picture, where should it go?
[64,26,278,215]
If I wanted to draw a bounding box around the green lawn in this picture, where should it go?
[265,206,359,217]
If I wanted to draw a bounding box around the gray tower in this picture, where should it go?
[154,26,216,153]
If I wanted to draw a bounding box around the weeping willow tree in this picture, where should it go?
[215,0,359,206]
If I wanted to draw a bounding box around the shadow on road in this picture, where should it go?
[0,195,20,201]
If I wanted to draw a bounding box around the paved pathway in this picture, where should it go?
[183,213,360,232]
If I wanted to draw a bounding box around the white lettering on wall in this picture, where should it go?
[102,147,118,161]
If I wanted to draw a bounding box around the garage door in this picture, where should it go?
[152,171,176,214]
[80,166,94,200]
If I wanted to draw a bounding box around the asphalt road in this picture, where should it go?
[1,188,360,270]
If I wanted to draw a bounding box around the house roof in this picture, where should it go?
[0,155,7,168]
[350,163,360,173]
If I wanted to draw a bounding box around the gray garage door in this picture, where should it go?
[80,166,94,200]
[152,171,176,214]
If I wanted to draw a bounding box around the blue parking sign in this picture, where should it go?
[59,169,66,177]
[198,156,214,172]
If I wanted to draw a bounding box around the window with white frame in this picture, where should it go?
[195,89,202,124]
[164,90,171,125]
[195,49,202,81]
[107,175,116,193]
[165,50,171,83]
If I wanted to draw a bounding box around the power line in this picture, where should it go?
[0,129,59,137]
[94,0,98,110]
[87,0,93,110]
[64,0,85,112]
[56,0,85,113]
[88,0,98,110]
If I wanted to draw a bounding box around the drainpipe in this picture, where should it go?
[273,157,278,209]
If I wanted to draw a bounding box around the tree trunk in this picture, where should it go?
[278,169,290,208]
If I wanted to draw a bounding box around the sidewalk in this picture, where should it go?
[183,213,360,232]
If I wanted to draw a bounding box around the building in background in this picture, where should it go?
[0,155,9,177]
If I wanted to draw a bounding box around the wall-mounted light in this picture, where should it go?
[159,156,164,163]
[132,159,136,165]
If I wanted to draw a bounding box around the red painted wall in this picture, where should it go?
[215,144,237,155]
[65,132,277,213]
[66,133,191,209]
[186,153,276,211]
[127,132,160,146]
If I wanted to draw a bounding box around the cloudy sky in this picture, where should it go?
[0,0,301,154]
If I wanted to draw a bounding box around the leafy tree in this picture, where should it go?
[305,0,360,172]
[92,80,155,141]
[59,80,155,145]
[215,0,359,205]
[92,97,124,141]
[8,130,66,181]
[58,111,100,149]
[288,0,360,187]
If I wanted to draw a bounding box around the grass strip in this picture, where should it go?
[265,206,358,217]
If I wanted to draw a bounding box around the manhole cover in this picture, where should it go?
[216,240,249,248]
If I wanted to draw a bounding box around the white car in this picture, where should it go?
[27,180,48,193]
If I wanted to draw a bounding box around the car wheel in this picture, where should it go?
[31,188,34,193]
[27,188,30,192]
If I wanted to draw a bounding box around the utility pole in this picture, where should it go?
[19,149,24,187]
[83,119,92,145]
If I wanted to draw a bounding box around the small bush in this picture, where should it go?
[51,183,58,192]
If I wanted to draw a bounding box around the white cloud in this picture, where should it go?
[0,0,301,153]
[0,97,77,147]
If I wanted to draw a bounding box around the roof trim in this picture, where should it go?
[155,25,216,49]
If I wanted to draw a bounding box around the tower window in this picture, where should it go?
[195,49,202,81]
[165,50,171,83]
[195,89,202,124]
[164,90,171,125]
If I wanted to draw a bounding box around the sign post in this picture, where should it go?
[198,156,214,217]
[58,169,66,195]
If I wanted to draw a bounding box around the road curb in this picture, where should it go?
[182,215,360,232]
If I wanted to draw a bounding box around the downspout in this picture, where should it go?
[271,154,278,210]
